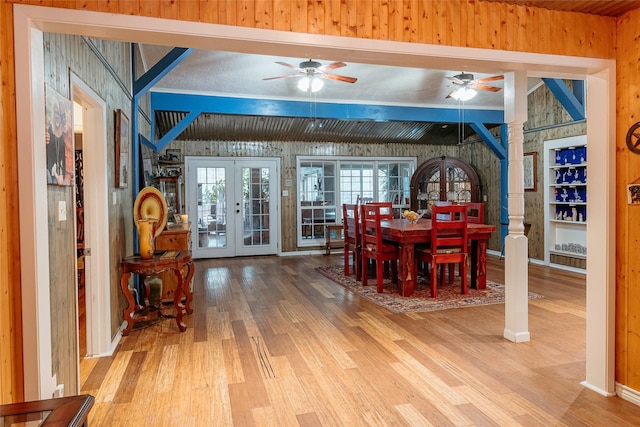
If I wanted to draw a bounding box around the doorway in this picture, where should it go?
[185,157,280,259]
[13,6,615,399]
[72,100,86,359]
[70,73,113,366]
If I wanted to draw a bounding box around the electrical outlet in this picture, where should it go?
[282,190,289,197]
[58,201,66,222]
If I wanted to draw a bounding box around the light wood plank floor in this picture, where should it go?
[81,255,640,426]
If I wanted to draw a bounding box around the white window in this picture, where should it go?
[297,156,416,247]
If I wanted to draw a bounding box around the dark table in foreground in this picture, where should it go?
[120,250,194,336]
[0,394,94,426]
[380,218,496,297]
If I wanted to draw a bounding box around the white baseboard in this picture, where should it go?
[84,327,122,359]
[616,382,640,405]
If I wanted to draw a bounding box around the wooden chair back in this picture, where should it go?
[343,204,360,244]
[360,202,398,292]
[363,201,393,220]
[415,204,469,297]
[342,204,362,279]
[431,204,468,252]
[461,202,484,224]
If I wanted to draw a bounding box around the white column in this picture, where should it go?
[581,68,616,396]
[503,71,530,343]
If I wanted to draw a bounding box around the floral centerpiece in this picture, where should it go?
[402,209,420,224]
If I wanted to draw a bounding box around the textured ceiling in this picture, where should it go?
[150,1,638,146]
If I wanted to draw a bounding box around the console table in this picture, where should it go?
[120,250,194,336]
[0,394,94,426]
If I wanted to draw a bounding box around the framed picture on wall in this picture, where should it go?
[627,184,640,204]
[45,84,74,186]
[523,152,537,192]
[114,109,129,189]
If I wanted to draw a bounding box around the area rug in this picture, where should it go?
[317,264,543,314]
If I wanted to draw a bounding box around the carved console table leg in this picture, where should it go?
[120,271,134,336]
[173,265,187,332]
[183,261,194,314]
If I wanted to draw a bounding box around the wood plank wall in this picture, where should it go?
[0,0,630,403]
[0,0,22,405]
[43,32,135,397]
[616,8,640,391]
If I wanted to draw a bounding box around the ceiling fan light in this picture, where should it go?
[298,76,324,92]
[451,87,477,102]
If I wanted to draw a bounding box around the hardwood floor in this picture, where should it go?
[80,255,640,426]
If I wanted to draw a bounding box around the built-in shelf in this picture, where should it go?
[544,135,587,270]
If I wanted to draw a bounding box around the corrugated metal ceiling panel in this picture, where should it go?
[154,111,475,145]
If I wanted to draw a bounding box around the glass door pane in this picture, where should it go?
[241,166,270,247]
[196,166,227,250]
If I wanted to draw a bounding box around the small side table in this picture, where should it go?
[120,250,194,336]
[325,224,344,255]
[0,394,94,426]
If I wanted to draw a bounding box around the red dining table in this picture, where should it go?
[380,218,496,297]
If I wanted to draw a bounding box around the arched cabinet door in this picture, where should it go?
[410,156,482,212]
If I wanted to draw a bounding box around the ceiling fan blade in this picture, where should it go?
[318,61,347,72]
[446,76,465,85]
[475,75,504,83]
[445,89,458,99]
[470,84,502,92]
[275,61,305,73]
[262,74,303,81]
[319,74,358,84]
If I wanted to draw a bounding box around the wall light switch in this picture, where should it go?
[58,201,67,222]
[113,191,117,205]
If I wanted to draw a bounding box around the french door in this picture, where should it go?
[185,157,280,259]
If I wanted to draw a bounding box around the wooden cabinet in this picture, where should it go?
[410,156,482,214]
[543,135,587,271]
[153,175,182,218]
[155,222,192,300]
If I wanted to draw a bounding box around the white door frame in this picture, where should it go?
[234,158,280,257]
[13,4,615,399]
[70,74,113,362]
[185,156,280,259]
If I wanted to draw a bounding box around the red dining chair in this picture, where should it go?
[342,203,362,280]
[456,202,483,276]
[361,202,398,293]
[461,202,484,224]
[415,204,469,298]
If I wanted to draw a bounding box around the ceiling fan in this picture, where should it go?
[445,72,503,101]
[263,59,357,92]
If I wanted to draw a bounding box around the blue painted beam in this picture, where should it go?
[139,134,155,150]
[155,110,202,151]
[150,92,504,124]
[133,47,193,99]
[469,122,507,160]
[542,78,585,121]
[573,80,585,106]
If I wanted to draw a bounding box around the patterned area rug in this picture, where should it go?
[317,264,543,314]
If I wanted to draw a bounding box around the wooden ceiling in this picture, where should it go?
[481,0,640,17]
